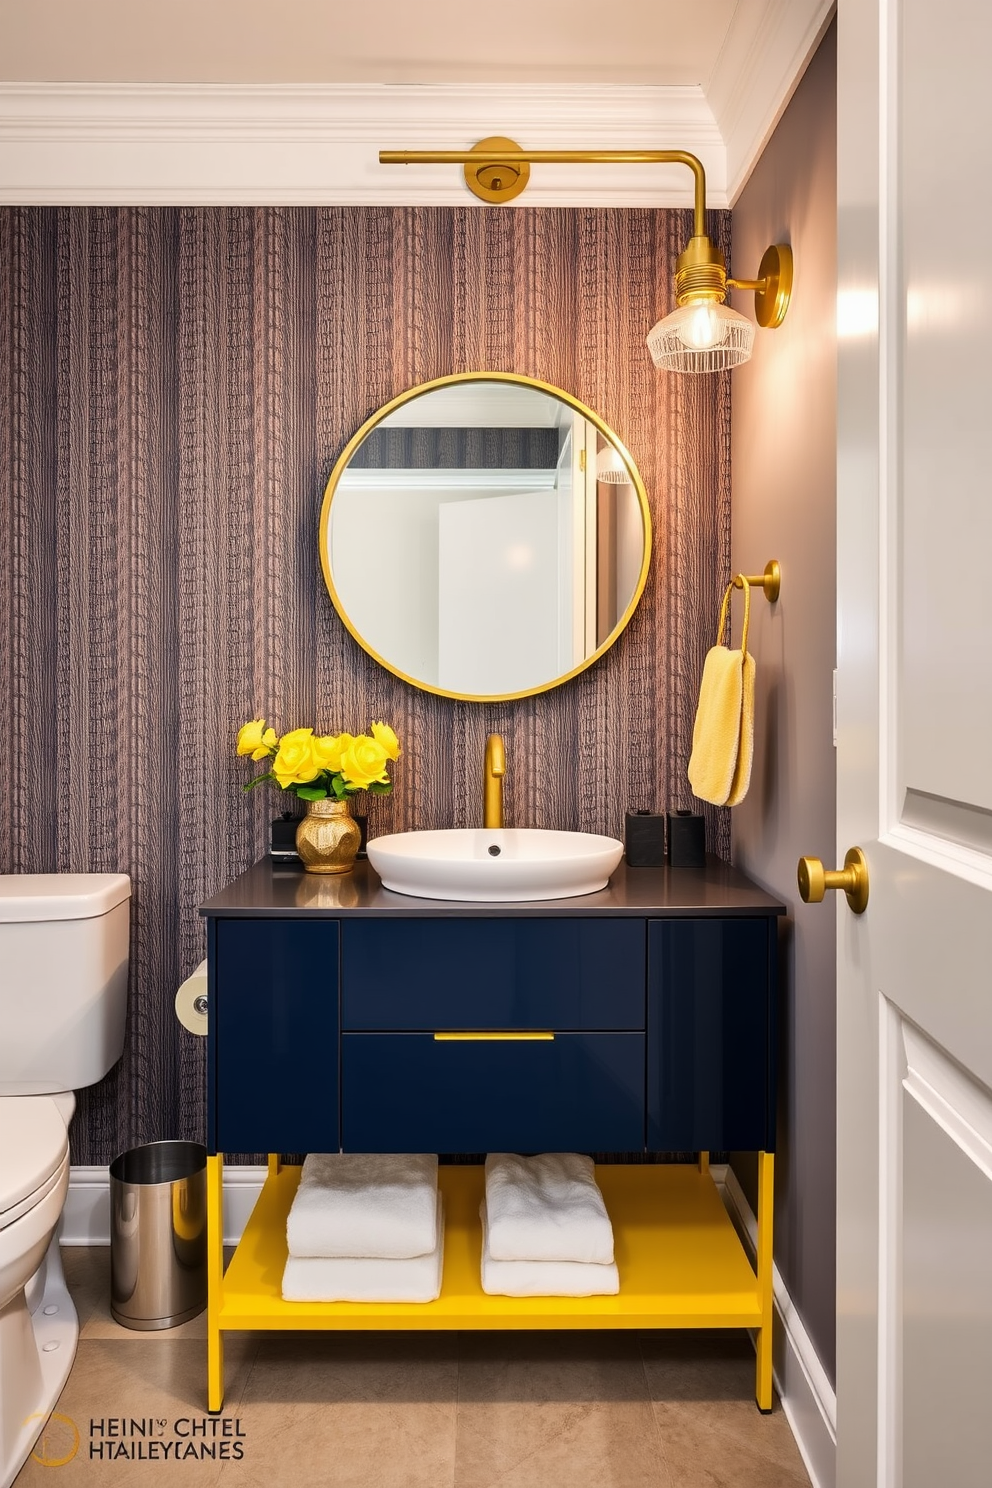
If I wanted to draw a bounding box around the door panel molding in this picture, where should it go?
[891,793,992,888]
[879,995,992,1488]
[902,1016,992,1182]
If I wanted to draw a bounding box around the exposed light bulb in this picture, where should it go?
[675,302,725,350]
[646,300,755,373]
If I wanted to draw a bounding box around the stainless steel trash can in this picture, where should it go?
[109,1140,207,1329]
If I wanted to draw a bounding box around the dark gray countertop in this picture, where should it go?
[200,856,786,919]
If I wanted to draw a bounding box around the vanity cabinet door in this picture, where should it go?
[646,918,776,1152]
[210,918,340,1154]
[341,919,645,1030]
[341,1032,645,1152]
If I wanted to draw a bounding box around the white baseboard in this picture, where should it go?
[65,1161,837,1487]
[63,1164,267,1249]
[717,1164,837,1488]
[216,1165,269,1245]
[62,1166,113,1244]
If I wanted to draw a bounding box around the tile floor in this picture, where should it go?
[15,1248,812,1487]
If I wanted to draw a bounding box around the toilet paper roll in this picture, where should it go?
[175,959,208,1037]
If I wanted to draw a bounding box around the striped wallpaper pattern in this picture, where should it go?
[0,206,731,1163]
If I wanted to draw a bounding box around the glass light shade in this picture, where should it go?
[596,443,632,484]
[646,300,755,373]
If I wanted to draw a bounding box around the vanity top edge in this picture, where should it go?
[199,858,787,918]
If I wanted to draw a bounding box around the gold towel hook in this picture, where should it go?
[733,560,780,603]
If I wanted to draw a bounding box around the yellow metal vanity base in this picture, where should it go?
[207,1156,775,1414]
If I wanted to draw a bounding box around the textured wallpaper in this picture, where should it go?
[0,206,731,1164]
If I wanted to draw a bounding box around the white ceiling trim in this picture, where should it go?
[709,0,835,203]
[340,471,559,493]
[0,2,831,208]
[0,82,726,207]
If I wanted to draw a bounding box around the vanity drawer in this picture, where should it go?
[341,1031,645,1152]
[341,918,645,1031]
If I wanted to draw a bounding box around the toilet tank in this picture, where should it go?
[0,874,131,1095]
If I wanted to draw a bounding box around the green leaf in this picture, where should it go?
[296,786,328,801]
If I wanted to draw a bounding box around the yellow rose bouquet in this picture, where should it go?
[236,719,401,802]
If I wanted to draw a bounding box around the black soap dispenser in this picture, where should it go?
[667,810,706,869]
[624,809,667,867]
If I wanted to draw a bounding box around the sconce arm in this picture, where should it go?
[379,145,708,238]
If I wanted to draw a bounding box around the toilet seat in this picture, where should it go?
[0,1097,69,1232]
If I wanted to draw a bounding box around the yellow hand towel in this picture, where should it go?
[687,576,755,807]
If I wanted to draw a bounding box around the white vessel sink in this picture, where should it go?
[366,828,624,903]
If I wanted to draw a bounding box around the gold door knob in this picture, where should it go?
[797,847,869,915]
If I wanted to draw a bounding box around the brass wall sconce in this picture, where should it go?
[379,137,793,374]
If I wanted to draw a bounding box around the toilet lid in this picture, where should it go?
[0,872,130,922]
[0,1097,70,1217]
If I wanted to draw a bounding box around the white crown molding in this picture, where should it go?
[0,82,725,207]
[343,470,558,493]
[0,7,829,209]
[708,0,836,203]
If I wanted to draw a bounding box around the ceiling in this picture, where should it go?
[2,0,742,86]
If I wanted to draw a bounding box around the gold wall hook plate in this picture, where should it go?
[761,559,781,602]
[797,846,869,914]
[464,137,530,203]
[734,560,780,603]
[754,244,793,329]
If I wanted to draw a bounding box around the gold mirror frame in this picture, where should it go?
[318,371,652,703]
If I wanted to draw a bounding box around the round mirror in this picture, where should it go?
[319,373,651,702]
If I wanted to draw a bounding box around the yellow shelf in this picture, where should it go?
[217,1163,761,1332]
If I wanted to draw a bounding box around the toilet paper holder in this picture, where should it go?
[175,961,209,1036]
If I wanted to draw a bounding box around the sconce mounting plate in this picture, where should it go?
[464,138,530,203]
[754,244,793,328]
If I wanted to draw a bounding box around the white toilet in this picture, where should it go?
[0,873,130,1488]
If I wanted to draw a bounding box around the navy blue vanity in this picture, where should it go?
[200,855,785,1414]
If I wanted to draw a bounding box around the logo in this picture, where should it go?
[29,1413,81,1468]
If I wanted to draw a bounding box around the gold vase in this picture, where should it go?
[295,798,362,875]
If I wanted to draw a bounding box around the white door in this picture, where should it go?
[437,489,560,695]
[836,2,992,1484]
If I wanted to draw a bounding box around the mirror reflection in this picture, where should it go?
[319,375,650,701]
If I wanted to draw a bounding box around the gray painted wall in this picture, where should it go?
[729,23,838,1382]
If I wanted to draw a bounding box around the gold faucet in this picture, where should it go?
[483,734,506,828]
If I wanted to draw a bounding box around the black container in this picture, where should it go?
[270,813,302,861]
[667,811,706,869]
[624,810,667,867]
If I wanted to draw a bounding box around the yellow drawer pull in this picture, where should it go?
[433,1030,555,1041]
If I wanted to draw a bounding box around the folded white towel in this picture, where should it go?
[282,1196,444,1302]
[287,1153,438,1260]
[479,1201,619,1297]
[484,1152,615,1264]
